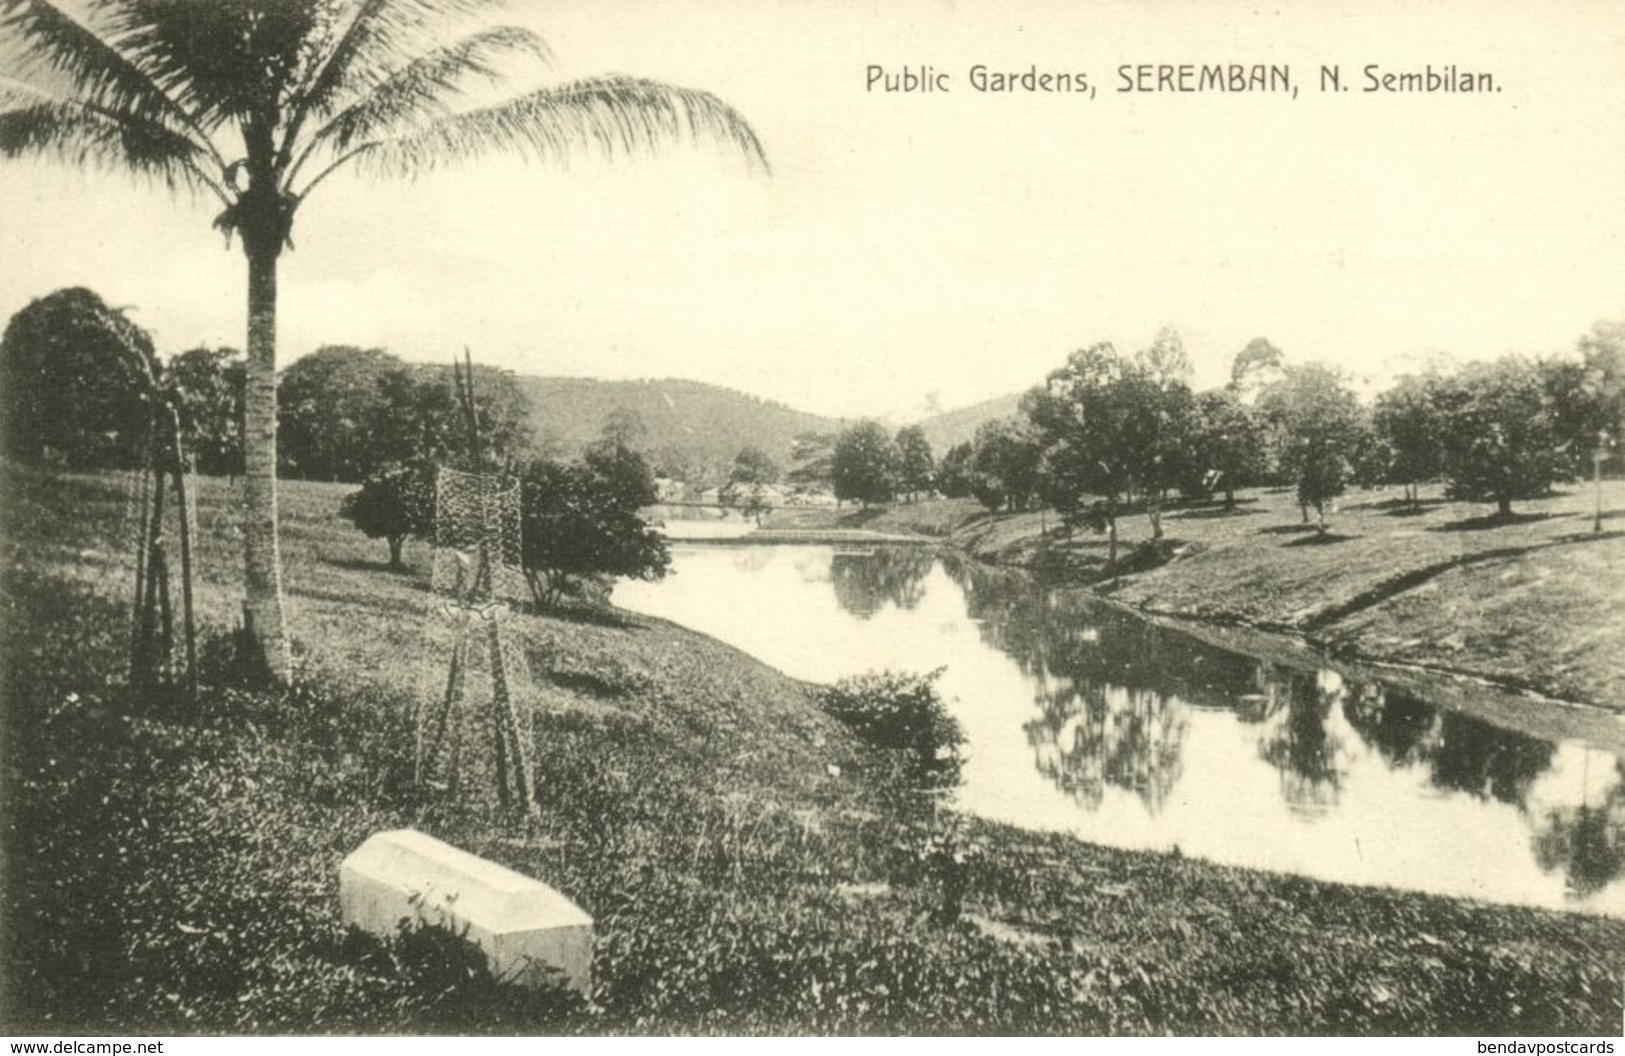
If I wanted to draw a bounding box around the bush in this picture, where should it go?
[815,669,964,788]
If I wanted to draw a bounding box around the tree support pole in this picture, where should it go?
[169,409,198,706]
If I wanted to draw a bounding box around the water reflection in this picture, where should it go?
[615,545,1625,913]
[936,549,1625,906]
[1429,713,1555,808]
[1026,685,1188,814]
[1531,760,1625,899]
[830,547,934,619]
[1343,683,1440,767]
[1250,669,1349,817]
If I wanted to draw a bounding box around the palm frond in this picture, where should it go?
[292,24,548,177]
[0,0,213,151]
[0,89,218,194]
[103,1,327,130]
[289,0,504,122]
[308,75,768,191]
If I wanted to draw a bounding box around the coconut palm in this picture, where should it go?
[0,0,766,681]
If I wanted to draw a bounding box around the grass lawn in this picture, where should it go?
[3,464,1622,1034]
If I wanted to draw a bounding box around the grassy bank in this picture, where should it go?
[767,484,1625,709]
[3,465,1622,1034]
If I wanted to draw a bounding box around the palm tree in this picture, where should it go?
[0,0,766,682]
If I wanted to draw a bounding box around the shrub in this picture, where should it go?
[815,669,964,788]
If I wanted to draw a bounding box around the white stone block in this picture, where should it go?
[339,829,593,995]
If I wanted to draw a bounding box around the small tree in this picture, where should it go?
[1431,358,1571,517]
[1372,375,1442,509]
[167,347,246,478]
[936,441,975,498]
[1258,363,1364,533]
[721,445,780,525]
[1186,388,1267,506]
[969,415,1041,513]
[1126,329,1197,538]
[1035,438,1100,539]
[519,456,670,608]
[894,425,936,502]
[1578,320,1625,443]
[785,430,837,494]
[584,428,660,509]
[832,420,899,507]
[340,460,435,568]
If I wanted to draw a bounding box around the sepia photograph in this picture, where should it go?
[0,0,1621,1041]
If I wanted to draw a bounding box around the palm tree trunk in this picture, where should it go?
[242,244,292,682]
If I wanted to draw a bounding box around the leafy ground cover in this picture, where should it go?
[767,484,1625,709]
[3,464,1622,1034]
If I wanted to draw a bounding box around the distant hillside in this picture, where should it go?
[516,376,844,478]
[916,392,1025,452]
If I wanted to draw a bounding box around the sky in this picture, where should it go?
[2,0,1623,421]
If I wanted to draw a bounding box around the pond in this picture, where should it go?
[614,544,1625,916]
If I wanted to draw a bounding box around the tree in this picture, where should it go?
[785,430,837,494]
[1345,409,1389,490]
[1544,321,1624,479]
[832,420,898,506]
[1023,343,1137,562]
[1430,357,1571,517]
[1578,320,1625,442]
[893,424,935,502]
[721,444,779,525]
[1372,374,1441,508]
[1230,337,1286,404]
[935,441,974,499]
[166,346,245,477]
[368,360,533,472]
[1185,388,1266,506]
[276,345,402,481]
[1128,327,1196,538]
[338,458,433,568]
[969,415,1042,514]
[518,456,669,609]
[728,444,779,487]
[1024,334,1195,543]
[600,405,649,452]
[1257,363,1365,533]
[1033,433,1099,535]
[1,0,765,681]
[0,287,158,467]
[584,421,659,510]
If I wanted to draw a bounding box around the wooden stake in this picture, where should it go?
[169,407,198,706]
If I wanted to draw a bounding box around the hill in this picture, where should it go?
[516,376,844,477]
[915,391,1024,451]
